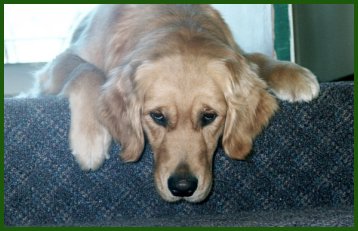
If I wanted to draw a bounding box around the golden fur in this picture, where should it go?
[31,5,319,202]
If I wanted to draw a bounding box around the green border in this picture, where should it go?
[2,0,356,230]
[354,2,357,229]
[1,3,5,231]
[2,0,357,4]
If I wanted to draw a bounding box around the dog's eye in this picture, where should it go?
[201,112,217,127]
[150,111,168,127]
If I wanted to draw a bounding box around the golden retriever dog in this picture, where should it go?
[31,5,319,202]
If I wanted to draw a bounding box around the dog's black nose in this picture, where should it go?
[168,174,198,197]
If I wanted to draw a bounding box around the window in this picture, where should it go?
[4,4,97,64]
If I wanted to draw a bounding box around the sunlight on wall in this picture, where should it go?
[4,4,97,63]
[212,4,274,56]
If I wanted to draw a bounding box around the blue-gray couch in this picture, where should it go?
[4,81,354,226]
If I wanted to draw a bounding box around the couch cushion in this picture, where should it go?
[4,81,354,226]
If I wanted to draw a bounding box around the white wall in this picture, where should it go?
[212,4,274,56]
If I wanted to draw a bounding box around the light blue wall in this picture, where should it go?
[212,4,275,57]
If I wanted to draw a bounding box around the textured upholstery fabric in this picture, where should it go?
[4,81,354,226]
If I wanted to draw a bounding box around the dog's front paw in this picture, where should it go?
[70,123,111,171]
[269,63,320,103]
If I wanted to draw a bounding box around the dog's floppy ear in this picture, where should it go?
[97,62,144,162]
[222,55,278,160]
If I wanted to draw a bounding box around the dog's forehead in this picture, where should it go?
[140,55,227,98]
[142,61,227,113]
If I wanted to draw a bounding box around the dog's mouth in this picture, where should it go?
[164,180,212,203]
[153,160,214,202]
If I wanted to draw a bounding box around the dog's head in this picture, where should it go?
[98,51,277,202]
